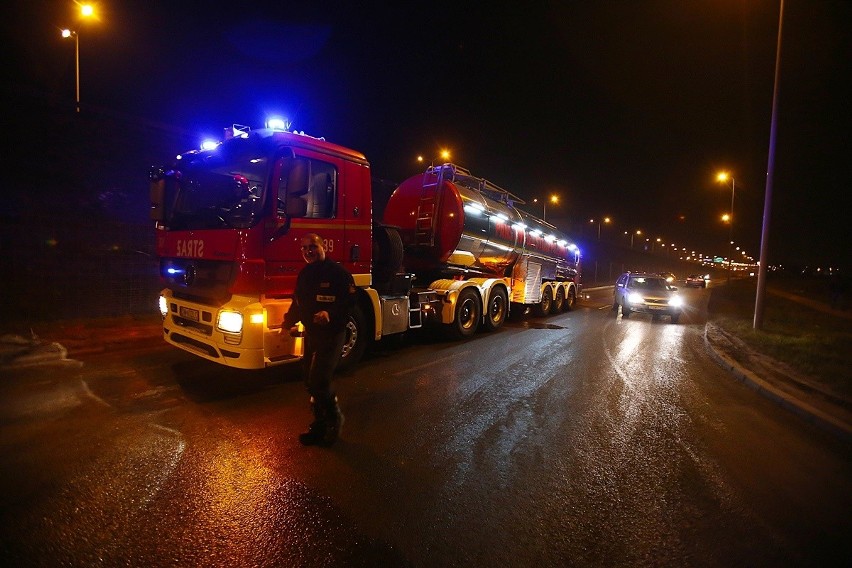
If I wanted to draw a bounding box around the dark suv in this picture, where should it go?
[613,272,684,323]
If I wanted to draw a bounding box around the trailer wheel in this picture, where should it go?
[338,304,368,370]
[564,287,577,311]
[553,286,565,313]
[535,287,553,317]
[483,287,508,331]
[449,288,481,338]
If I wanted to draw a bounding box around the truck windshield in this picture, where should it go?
[167,141,269,230]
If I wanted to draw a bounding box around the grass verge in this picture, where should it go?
[707,278,852,400]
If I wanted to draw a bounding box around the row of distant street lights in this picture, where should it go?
[60,3,96,113]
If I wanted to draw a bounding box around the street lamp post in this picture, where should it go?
[717,172,736,283]
[60,4,96,113]
[755,0,785,330]
[590,217,611,240]
[61,29,80,112]
[533,195,559,222]
[630,230,641,248]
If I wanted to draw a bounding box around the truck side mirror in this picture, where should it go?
[149,166,167,221]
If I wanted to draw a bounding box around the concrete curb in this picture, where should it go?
[704,323,852,442]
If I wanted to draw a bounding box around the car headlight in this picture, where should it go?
[668,295,684,308]
[217,311,244,334]
[158,295,168,318]
[627,292,644,304]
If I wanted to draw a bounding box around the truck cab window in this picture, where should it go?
[278,158,337,219]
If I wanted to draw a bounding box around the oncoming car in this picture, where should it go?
[613,272,684,323]
[685,274,709,288]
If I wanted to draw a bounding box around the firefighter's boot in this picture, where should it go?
[298,397,329,446]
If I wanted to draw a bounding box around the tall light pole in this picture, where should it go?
[533,195,559,222]
[717,172,736,283]
[590,216,611,240]
[60,4,96,113]
[755,0,785,330]
[630,229,641,248]
[61,29,80,112]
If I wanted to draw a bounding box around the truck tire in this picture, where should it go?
[337,304,368,370]
[449,287,481,338]
[553,286,565,313]
[564,287,577,311]
[535,288,553,317]
[372,225,404,288]
[483,287,508,331]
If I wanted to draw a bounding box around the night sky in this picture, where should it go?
[7,1,851,268]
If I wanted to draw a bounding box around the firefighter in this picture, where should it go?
[282,233,355,446]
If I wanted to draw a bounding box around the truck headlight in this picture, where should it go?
[668,295,684,308]
[158,295,168,318]
[627,292,644,304]
[217,311,244,334]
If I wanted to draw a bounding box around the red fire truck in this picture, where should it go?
[150,123,581,370]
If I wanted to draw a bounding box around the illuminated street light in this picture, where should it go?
[60,4,96,113]
[589,216,611,240]
[417,149,451,168]
[532,194,559,222]
[630,229,642,248]
[716,171,736,283]
[60,29,79,111]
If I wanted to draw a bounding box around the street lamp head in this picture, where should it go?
[81,4,95,18]
[61,28,74,38]
[716,172,730,183]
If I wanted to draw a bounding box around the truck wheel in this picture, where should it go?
[553,287,565,313]
[535,288,553,317]
[449,288,481,338]
[564,288,577,311]
[483,287,508,331]
[338,304,368,370]
[372,225,404,288]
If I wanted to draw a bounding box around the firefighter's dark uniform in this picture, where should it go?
[283,257,355,445]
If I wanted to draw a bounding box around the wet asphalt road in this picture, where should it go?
[1,287,850,567]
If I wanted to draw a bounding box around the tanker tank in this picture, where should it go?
[382,164,580,282]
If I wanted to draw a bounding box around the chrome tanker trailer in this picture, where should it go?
[378,163,581,338]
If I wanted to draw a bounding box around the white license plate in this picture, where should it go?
[179,306,200,321]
